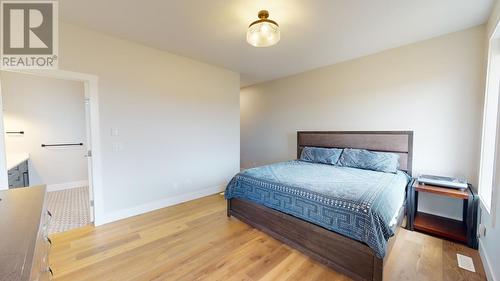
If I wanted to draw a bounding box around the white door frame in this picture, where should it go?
[0,69,104,225]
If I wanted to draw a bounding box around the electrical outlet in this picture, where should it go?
[478,224,487,238]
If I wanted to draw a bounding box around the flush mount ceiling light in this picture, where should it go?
[247,10,280,47]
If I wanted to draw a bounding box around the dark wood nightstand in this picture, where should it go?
[406,181,478,249]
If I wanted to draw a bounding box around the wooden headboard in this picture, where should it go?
[297,131,414,175]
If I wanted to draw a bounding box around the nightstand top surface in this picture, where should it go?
[414,183,469,199]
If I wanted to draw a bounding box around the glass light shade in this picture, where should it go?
[246,11,280,47]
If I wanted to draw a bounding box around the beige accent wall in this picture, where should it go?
[241,26,486,220]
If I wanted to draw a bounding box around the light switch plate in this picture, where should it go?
[457,254,475,272]
[112,142,124,152]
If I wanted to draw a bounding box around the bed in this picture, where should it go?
[225,131,414,281]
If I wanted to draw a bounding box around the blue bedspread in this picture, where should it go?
[225,160,409,258]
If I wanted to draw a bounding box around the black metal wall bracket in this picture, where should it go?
[41,143,83,147]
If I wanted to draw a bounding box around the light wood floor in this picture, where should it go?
[49,194,487,281]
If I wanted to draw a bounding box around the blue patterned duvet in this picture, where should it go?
[225,160,409,258]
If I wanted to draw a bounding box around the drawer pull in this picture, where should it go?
[46,266,54,280]
[41,266,54,280]
[45,236,52,245]
[44,210,53,232]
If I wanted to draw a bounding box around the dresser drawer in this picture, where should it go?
[32,270,51,281]
[41,210,52,234]
[0,186,49,281]
[30,207,52,281]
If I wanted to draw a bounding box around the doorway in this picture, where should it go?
[0,69,103,229]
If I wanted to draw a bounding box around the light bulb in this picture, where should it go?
[246,10,280,47]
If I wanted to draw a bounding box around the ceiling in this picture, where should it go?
[60,0,495,87]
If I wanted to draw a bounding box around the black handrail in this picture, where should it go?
[6,131,24,134]
[41,143,83,147]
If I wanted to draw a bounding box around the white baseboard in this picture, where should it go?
[479,239,497,281]
[96,185,225,226]
[47,180,89,192]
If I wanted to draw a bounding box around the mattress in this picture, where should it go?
[225,160,410,258]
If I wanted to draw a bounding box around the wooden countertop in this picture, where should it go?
[0,186,46,281]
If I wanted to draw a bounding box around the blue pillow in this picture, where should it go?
[338,148,399,173]
[300,147,343,165]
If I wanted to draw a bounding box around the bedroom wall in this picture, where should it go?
[240,26,485,221]
[55,22,240,224]
[1,72,88,188]
[478,2,500,280]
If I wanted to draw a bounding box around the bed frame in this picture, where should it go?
[227,131,414,281]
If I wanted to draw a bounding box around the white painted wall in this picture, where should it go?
[56,22,240,223]
[478,2,500,280]
[0,79,8,190]
[479,123,500,281]
[241,26,485,221]
[0,72,88,187]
